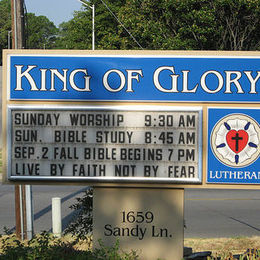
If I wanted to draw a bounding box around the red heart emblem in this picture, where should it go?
[226,130,248,153]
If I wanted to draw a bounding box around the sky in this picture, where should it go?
[24,0,83,27]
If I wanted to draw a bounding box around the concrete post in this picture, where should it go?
[52,197,62,238]
[25,185,34,240]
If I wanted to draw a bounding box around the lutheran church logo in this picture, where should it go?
[210,114,260,168]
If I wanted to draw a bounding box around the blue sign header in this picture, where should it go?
[8,54,260,102]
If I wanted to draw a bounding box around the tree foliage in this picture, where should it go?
[0,0,58,63]
[1,0,260,64]
[116,0,217,49]
[0,0,11,62]
[116,0,260,50]
[25,13,58,49]
[55,0,260,51]
[57,0,125,49]
[212,0,260,50]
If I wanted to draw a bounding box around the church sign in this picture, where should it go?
[2,50,260,187]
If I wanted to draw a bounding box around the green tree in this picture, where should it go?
[56,0,126,50]
[0,0,11,63]
[212,0,260,50]
[1,0,260,59]
[117,0,260,50]
[25,13,58,49]
[56,10,91,49]
[0,0,58,64]
[117,0,217,50]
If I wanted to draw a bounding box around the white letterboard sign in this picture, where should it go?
[8,106,202,183]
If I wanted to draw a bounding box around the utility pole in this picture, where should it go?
[11,0,25,49]
[11,0,28,240]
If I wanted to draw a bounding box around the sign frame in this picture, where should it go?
[7,105,203,184]
[2,49,260,189]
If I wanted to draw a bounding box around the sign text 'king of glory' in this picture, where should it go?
[8,54,260,102]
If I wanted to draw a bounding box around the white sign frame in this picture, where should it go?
[7,105,203,184]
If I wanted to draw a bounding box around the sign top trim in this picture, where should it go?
[4,49,260,55]
[6,53,260,59]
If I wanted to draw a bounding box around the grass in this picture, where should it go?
[1,233,260,259]
[184,236,260,257]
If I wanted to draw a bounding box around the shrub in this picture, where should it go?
[64,188,93,241]
[0,232,138,260]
